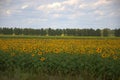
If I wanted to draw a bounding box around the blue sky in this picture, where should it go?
[0,0,120,29]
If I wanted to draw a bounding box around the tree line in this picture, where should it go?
[0,27,120,37]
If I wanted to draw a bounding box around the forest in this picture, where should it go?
[0,27,120,37]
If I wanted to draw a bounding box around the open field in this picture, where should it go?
[0,36,120,80]
[0,35,120,39]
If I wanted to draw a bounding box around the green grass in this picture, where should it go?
[0,70,93,80]
[0,35,119,39]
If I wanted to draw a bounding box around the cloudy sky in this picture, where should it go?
[0,0,120,29]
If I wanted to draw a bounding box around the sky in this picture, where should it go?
[0,0,120,29]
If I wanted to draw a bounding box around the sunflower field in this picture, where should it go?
[0,38,120,80]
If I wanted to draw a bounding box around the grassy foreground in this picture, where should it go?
[0,50,120,80]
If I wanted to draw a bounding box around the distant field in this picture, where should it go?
[0,35,119,39]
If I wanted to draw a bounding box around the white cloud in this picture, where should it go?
[1,0,119,29]
[6,10,11,15]
[37,2,62,10]
[21,5,28,9]
[37,0,82,12]
[93,0,112,7]
[79,3,87,9]
[37,2,65,12]
[0,0,11,6]
[36,0,83,19]
[48,2,61,9]
[63,0,80,5]
[5,9,21,16]
[53,14,62,18]
[109,10,120,17]
[94,10,104,16]
[26,18,48,24]
[68,12,85,19]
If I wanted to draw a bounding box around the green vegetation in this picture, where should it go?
[0,27,120,37]
[0,35,120,39]
[0,50,120,80]
[0,34,120,80]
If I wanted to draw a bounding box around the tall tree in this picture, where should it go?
[0,28,2,34]
[14,28,22,35]
[95,29,101,36]
[2,27,13,35]
[114,28,120,37]
[103,28,110,37]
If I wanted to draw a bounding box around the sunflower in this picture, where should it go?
[40,57,46,61]
[96,48,102,53]
[113,56,118,60]
[101,53,106,58]
[38,52,42,55]
[32,53,35,57]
